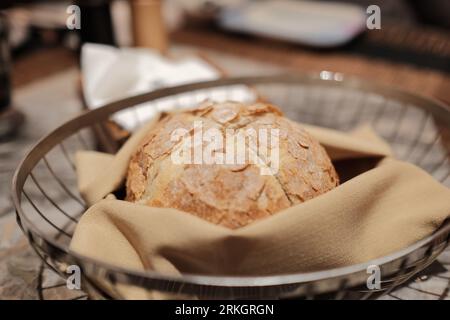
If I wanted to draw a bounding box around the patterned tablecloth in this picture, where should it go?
[1,46,449,300]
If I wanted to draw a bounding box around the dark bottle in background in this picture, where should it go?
[77,0,115,45]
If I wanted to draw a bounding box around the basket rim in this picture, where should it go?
[11,72,450,288]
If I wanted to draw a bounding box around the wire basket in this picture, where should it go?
[12,73,450,299]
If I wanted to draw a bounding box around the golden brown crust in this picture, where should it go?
[126,101,339,229]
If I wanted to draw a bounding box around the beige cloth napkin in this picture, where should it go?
[70,118,450,297]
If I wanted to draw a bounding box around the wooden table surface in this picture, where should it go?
[1,44,449,300]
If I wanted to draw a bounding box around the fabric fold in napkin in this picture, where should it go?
[70,119,450,298]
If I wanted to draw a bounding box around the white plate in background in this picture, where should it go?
[218,0,367,48]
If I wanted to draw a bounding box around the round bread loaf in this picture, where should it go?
[126,101,339,229]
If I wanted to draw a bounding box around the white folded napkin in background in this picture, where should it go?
[81,43,256,130]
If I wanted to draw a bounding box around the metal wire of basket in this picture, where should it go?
[12,73,450,299]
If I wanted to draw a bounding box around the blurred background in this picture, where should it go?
[0,0,449,137]
[0,0,449,299]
